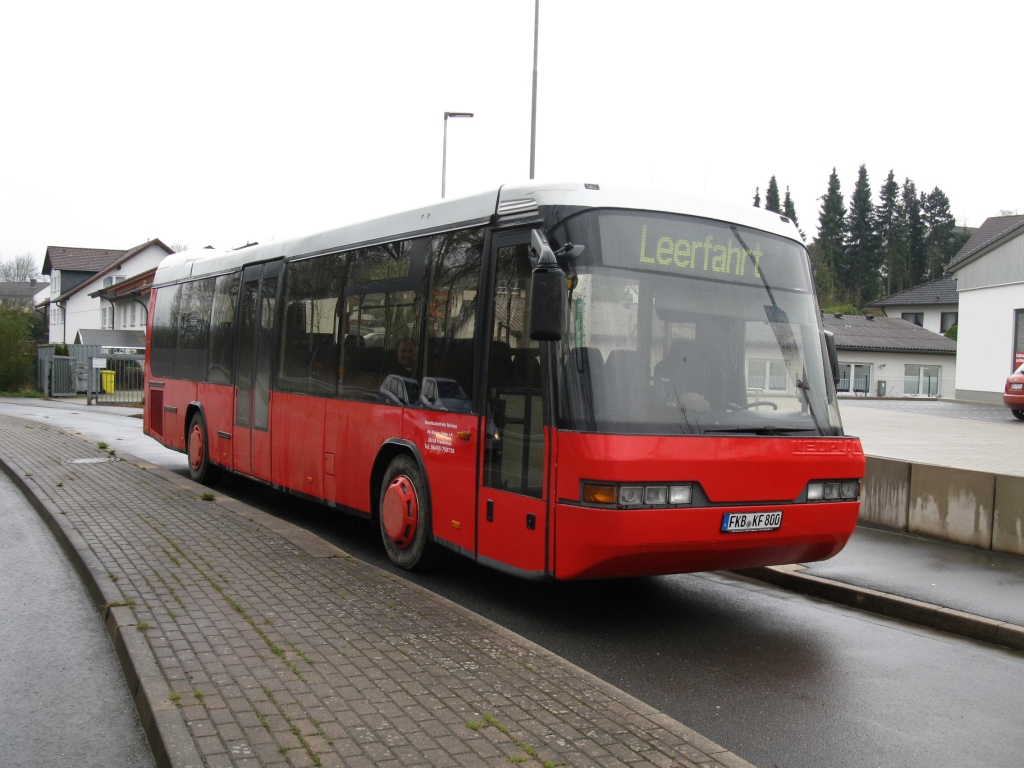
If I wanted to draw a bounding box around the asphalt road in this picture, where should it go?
[0,469,155,768]
[3,397,1023,768]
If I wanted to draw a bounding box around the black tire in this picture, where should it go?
[1013,409,1024,421]
[186,412,220,485]
[378,454,437,571]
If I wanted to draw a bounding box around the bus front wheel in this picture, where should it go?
[187,412,219,485]
[379,455,436,570]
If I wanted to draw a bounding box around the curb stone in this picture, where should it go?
[738,564,1024,653]
[0,421,756,768]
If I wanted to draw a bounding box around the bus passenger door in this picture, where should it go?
[477,239,549,577]
[233,261,282,480]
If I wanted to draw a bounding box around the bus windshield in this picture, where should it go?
[551,209,842,436]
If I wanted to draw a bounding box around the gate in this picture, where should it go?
[88,355,146,406]
[50,356,76,397]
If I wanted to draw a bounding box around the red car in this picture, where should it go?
[1006,363,1024,420]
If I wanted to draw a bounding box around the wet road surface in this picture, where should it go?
[3,398,1023,767]
[0,469,155,768]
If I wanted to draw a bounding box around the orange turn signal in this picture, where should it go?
[582,484,617,504]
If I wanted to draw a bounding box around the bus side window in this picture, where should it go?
[278,255,339,396]
[338,239,429,403]
[417,227,485,412]
[207,272,240,385]
[175,277,215,382]
[151,284,182,378]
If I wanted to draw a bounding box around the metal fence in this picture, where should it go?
[87,354,146,405]
[37,344,104,394]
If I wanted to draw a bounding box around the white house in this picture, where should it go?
[41,239,173,344]
[869,275,959,334]
[821,313,957,398]
[946,215,1024,402]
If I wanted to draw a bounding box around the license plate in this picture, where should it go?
[721,511,783,533]
[1011,383,1023,390]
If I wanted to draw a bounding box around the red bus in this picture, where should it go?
[144,182,864,580]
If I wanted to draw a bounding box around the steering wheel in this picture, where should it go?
[729,401,778,411]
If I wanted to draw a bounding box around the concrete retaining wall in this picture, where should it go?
[860,456,1023,554]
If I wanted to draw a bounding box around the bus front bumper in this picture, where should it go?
[553,501,859,580]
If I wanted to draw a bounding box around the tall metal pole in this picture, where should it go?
[529,0,539,179]
[441,111,473,199]
[442,114,449,198]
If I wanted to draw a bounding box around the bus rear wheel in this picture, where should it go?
[379,455,436,570]
[187,412,219,485]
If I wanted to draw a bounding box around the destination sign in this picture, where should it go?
[597,212,809,291]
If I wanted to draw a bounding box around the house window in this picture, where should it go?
[837,363,871,393]
[115,276,125,283]
[901,312,924,327]
[130,303,136,326]
[103,276,113,288]
[905,365,940,396]
[940,312,957,333]
[747,359,766,389]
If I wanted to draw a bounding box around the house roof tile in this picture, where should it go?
[869,275,959,307]
[822,314,956,354]
[945,214,1024,273]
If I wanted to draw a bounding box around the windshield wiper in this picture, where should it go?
[702,426,817,436]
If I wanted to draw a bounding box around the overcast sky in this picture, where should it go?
[2,1,1021,269]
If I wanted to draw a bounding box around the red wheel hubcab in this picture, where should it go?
[189,424,204,470]
[382,475,418,549]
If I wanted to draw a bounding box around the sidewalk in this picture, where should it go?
[0,413,751,768]
[803,524,1024,627]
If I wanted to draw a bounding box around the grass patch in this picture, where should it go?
[56,481,63,487]
[169,692,181,706]
[97,442,108,449]
[136,621,151,632]
[0,390,45,398]
[200,492,215,501]
[108,573,118,582]
[24,472,32,477]
[194,690,204,702]
[467,721,482,731]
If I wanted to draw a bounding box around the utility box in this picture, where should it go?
[101,369,115,394]
[877,380,887,397]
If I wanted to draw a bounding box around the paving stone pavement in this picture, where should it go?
[0,414,754,768]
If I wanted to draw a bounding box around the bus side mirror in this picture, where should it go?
[529,229,565,341]
[824,330,839,388]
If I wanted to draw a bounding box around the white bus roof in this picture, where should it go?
[153,181,804,286]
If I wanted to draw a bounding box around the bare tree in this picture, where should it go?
[0,253,41,282]
[170,242,191,253]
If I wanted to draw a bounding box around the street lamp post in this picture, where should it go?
[529,0,539,179]
[441,111,474,198]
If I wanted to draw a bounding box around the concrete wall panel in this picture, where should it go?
[859,457,910,530]
[908,464,995,548]
[993,475,1024,556]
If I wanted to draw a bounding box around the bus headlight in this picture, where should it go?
[806,479,860,501]
[669,485,692,504]
[619,486,644,506]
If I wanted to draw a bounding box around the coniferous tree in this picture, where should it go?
[753,186,761,207]
[813,168,845,304]
[783,186,799,225]
[923,186,958,279]
[877,170,906,296]
[765,176,781,213]
[902,179,926,287]
[842,164,882,305]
